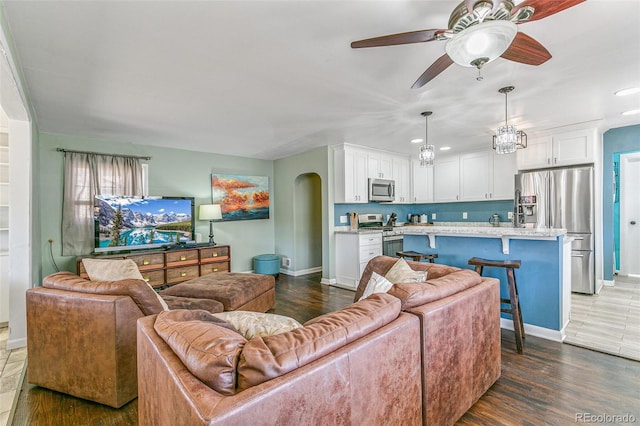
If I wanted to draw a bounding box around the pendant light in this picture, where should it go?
[493,86,527,154]
[419,111,435,167]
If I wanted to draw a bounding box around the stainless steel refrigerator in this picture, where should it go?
[515,166,595,294]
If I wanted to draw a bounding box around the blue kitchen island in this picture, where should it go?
[401,225,571,341]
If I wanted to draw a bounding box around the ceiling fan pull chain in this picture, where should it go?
[476,68,483,82]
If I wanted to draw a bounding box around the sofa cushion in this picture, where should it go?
[384,258,428,284]
[236,293,401,391]
[387,269,483,310]
[358,272,393,301]
[154,309,247,396]
[82,258,169,311]
[160,295,224,313]
[213,311,303,339]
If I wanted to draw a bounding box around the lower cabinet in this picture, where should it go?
[335,232,382,290]
[77,245,231,288]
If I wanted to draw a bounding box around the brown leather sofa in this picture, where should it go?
[26,272,225,408]
[355,256,501,426]
[137,293,423,425]
[136,256,499,425]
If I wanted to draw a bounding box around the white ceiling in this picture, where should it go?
[2,0,640,160]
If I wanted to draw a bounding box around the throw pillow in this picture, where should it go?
[384,258,428,284]
[82,258,169,311]
[358,272,393,301]
[213,311,303,339]
[154,309,247,396]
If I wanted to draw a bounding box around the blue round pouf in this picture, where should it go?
[254,254,280,276]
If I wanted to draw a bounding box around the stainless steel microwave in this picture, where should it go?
[368,178,395,202]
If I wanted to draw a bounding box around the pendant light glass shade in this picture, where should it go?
[419,111,435,167]
[492,86,527,154]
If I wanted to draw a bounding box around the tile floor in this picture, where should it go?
[564,275,640,361]
[0,327,27,426]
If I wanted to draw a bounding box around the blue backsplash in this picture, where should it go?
[334,200,514,226]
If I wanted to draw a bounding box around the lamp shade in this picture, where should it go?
[199,204,222,221]
[445,21,517,68]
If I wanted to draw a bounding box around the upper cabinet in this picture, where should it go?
[334,146,368,203]
[367,153,393,180]
[434,150,517,203]
[492,151,518,200]
[517,128,596,170]
[392,157,411,203]
[433,157,460,202]
[334,145,410,204]
[411,159,433,203]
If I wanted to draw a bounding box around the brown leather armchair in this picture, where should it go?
[26,272,223,408]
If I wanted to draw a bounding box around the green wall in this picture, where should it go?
[39,133,275,276]
[274,146,334,280]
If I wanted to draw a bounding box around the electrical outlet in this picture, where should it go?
[282,257,291,267]
[507,211,513,219]
[462,212,468,219]
[339,215,348,224]
[431,213,436,220]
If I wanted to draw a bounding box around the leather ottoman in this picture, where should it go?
[159,272,275,312]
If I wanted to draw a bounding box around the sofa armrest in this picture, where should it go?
[406,277,501,425]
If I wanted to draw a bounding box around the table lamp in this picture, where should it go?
[199,204,222,245]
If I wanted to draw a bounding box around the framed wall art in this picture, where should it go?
[211,173,269,221]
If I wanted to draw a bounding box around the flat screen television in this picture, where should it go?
[94,195,195,253]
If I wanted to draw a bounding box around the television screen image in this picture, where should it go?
[94,195,195,253]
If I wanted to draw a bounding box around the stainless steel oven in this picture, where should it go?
[382,232,403,257]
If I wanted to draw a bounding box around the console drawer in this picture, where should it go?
[200,262,230,275]
[166,265,199,284]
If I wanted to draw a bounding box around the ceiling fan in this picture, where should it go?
[351,0,585,88]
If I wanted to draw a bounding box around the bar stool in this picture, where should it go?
[397,251,438,263]
[468,257,524,354]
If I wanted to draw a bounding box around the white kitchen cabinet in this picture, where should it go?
[551,129,595,166]
[459,151,491,201]
[334,147,368,203]
[392,157,411,203]
[433,157,460,202]
[491,151,518,200]
[434,150,517,203]
[335,232,382,290]
[411,159,434,203]
[367,153,393,180]
[516,128,596,170]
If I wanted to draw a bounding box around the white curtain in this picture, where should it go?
[62,152,143,256]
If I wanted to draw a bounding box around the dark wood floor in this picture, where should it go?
[13,272,640,425]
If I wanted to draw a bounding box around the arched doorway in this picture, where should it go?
[293,173,322,272]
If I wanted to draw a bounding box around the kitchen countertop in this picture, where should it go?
[334,224,566,238]
[400,225,566,238]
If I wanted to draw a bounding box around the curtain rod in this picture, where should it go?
[56,148,151,161]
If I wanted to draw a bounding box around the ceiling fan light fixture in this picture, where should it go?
[445,20,517,68]
[492,86,527,154]
[419,111,435,167]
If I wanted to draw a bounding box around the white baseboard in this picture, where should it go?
[320,277,336,285]
[602,279,615,287]
[6,337,27,350]
[279,266,322,277]
[500,318,563,342]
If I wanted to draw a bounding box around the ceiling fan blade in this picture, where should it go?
[351,29,446,48]
[411,54,454,89]
[512,0,585,23]
[501,32,551,65]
